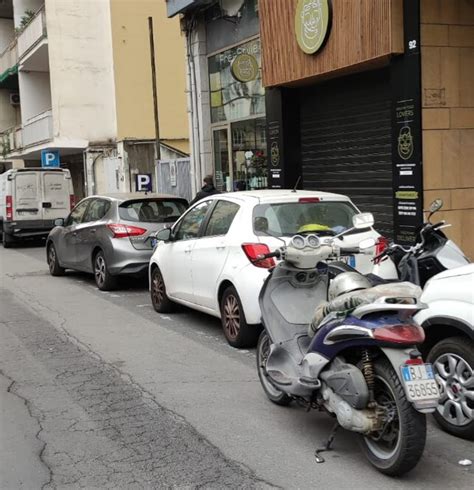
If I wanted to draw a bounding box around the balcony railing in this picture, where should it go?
[17,7,47,59]
[0,40,18,82]
[22,109,53,147]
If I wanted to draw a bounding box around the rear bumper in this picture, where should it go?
[105,240,153,277]
[2,219,54,238]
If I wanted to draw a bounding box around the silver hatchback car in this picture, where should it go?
[46,193,188,290]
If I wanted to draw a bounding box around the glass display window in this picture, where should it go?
[208,38,265,124]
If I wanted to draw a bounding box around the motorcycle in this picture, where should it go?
[373,199,469,287]
[255,213,440,476]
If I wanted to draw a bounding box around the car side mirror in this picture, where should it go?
[54,218,65,227]
[352,212,374,229]
[155,228,172,242]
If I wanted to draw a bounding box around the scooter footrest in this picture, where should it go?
[267,370,292,386]
[299,376,321,388]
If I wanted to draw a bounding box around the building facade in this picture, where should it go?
[0,0,189,199]
[167,0,267,193]
[258,0,474,258]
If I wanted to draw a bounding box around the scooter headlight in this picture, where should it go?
[291,235,306,250]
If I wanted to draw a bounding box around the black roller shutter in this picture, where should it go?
[300,69,393,238]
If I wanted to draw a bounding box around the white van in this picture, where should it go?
[0,168,74,247]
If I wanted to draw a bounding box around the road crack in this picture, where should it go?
[1,369,54,489]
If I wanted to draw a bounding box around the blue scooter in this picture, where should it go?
[255,213,440,476]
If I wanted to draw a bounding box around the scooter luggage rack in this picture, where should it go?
[352,296,427,319]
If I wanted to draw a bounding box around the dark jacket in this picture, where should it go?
[189,184,220,206]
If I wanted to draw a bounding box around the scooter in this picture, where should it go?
[373,199,469,287]
[255,213,440,476]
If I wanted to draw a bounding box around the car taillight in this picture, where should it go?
[107,224,147,239]
[70,195,75,211]
[299,197,320,203]
[373,324,425,344]
[375,236,389,256]
[241,243,275,269]
[6,195,12,221]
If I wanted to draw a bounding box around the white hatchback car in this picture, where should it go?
[149,190,397,347]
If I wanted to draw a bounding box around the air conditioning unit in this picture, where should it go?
[10,93,20,106]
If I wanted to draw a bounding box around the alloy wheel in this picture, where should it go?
[434,353,474,426]
[223,294,240,341]
[48,246,56,274]
[152,271,165,307]
[95,254,106,287]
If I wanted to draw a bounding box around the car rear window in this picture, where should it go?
[119,199,188,223]
[253,201,358,237]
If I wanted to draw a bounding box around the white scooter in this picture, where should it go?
[371,200,473,439]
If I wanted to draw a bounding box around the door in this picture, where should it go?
[75,198,111,270]
[161,200,213,302]
[58,199,91,268]
[12,172,40,221]
[41,171,70,222]
[191,200,240,309]
[213,127,231,192]
[300,69,393,237]
[212,118,268,192]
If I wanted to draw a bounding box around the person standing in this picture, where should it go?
[189,175,220,205]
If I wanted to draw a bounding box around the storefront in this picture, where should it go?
[209,37,267,192]
[260,0,418,241]
[167,0,267,193]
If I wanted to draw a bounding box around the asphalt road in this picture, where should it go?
[1,244,473,489]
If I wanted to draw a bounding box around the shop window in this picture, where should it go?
[209,38,265,124]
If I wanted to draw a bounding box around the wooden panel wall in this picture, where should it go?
[259,0,403,87]
[420,0,474,260]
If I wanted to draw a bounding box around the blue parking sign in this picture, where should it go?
[41,150,60,168]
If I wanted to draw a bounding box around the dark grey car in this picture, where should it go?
[46,193,188,290]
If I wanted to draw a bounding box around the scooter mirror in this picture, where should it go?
[352,212,374,229]
[429,199,443,214]
[358,238,376,252]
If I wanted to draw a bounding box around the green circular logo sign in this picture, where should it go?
[295,0,331,55]
[231,54,259,83]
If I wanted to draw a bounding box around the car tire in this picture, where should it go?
[93,250,117,291]
[47,243,65,276]
[150,266,175,313]
[2,231,14,248]
[220,285,260,348]
[427,336,474,440]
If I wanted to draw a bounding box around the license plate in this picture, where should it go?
[401,363,439,402]
[340,255,356,268]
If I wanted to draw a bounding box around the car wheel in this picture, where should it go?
[47,243,65,276]
[150,266,175,313]
[427,336,474,440]
[2,231,14,248]
[94,250,117,291]
[220,285,260,348]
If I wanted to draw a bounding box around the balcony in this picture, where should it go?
[0,40,18,84]
[166,0,212,17]
[17,7,47,60]
[22,109,53,147]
